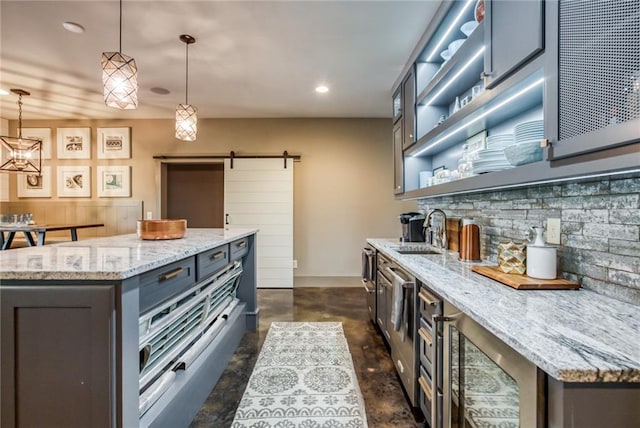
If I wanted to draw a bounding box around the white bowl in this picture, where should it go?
[503,141,543,166]
[440,49,452,61]
[460,21,478,36]
[448,39,465,55]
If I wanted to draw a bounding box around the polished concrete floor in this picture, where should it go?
[190,287,424,428]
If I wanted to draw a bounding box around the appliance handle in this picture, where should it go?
[361,279,375,294]
[385,267,415,289]
[419,289,440,306]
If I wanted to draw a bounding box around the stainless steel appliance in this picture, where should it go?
[361,245,376,322]
[377,256,419,406]
[416,284,443,428]
[400,212,426,242]
[435,300,544,428]
[138,261,244,417]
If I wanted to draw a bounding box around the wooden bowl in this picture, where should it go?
[137,219,187,240]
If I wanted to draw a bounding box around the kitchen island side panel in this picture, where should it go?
[0,285,115,428]
[236,234,259,330]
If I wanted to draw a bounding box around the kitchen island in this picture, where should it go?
[368,238,639,427]
[0,228,258,428]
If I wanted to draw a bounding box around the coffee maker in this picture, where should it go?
[399,212,426,242]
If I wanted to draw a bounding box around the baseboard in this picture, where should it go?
[294,276,361,288]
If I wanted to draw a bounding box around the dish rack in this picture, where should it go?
[138,261,243,415]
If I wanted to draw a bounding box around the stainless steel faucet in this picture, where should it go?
[425,209,447,249]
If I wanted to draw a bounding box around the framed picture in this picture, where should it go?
[97,165,130,197]
[17,166,52,198]
[21,128,53,159]
[466,130,487,153]
[97,127,131,159]
[57,127,91,159]
[58,166,91,197]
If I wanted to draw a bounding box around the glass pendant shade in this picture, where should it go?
[0,89,43,174]
[0,136,42,173]
[175,104,198,141]
[101,51,138,109]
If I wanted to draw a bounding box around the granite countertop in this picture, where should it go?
[368,238,640,383]
[0,228,257,281]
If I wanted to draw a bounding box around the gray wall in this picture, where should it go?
[417,174,639,305]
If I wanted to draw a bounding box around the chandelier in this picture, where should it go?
[0,89,42,173]
[176,34,197,141]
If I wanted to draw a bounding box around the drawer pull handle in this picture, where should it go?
[210,251,224,260]
[236,241,246,248]
[419,290,439,306]
[159,267,184,282]
[419,375,433,401]
[418,327,433,347]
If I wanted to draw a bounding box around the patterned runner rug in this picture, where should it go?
[232,322,368,428]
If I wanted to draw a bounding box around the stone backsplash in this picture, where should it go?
[416,175,639,305]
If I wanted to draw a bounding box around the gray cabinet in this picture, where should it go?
[402,67,416,149]
[484,0,544,89]
[1,285,115,428]
[393,120,404,195]
[545,0,640,160]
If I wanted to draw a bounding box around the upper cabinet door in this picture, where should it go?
[393,87,403,124]
[484,0,544,89]
[402,67,416,150]
[549,0,640,160]
[393,121,404,195]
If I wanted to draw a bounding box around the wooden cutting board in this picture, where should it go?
[471,265,581,290]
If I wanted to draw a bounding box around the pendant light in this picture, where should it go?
[176,34,197,141]
[0,89,42,174]
[101,0,138,109]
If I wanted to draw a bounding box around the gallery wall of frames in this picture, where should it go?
[15,126,132,199]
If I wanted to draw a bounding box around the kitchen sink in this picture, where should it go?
[395,248,440,255]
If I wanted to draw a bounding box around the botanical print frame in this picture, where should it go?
[97,127,131,159]
[57,127,91,159]
[17,166,52,198]
[97,165,130,197]
[58,166,91,197]
[21,128,53,159]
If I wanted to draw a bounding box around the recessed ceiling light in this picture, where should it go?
[0,89,9,96]
[315,85,329,94]
[62,21,85,34]
[150,87,171,95]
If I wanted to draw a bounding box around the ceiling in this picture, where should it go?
[0,0,440,120]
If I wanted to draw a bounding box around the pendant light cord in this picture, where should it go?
[185,42,189,104]
[17,94,23,139]
[119,0,123,53]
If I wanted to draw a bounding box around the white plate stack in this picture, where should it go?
[472,134,514,174]
[514,120,544,144]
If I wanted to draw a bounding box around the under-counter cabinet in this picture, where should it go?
[1,286,115,427]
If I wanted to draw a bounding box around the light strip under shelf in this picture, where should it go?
[426,0,475,62]
[423,46,485,106]
[412,77,545,157]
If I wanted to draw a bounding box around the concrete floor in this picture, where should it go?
[190,287,424,428]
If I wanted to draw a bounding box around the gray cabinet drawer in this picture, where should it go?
[197,244,229,280]
[230,237,249,261]
[139,257,196,314]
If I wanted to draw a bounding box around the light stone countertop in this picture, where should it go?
[0,228,257,281]
[368,238,640,383]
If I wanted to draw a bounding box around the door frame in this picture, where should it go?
[156,159,224,219]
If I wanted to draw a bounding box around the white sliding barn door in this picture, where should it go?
[224,158,293,288]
